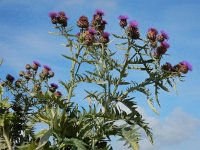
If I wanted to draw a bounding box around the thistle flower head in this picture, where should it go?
[88,28,96,35]
[55,91,62,98]
[180,61,193,71]
[77,15,89,28]
[118,15,129,20]
[148,28,158,35]
[95,9,105,16]
[58,11,68,19]
[129,20,138,28]
[43,65,51,71]
[161,41,170,49]
[162,62,172,71]
[33,61,41,67]
[160,30,169,40]
[50,83,58,89]
[49,12,58,18]
[6,74,15,83]
[58,11,64,15]
[102,32,110,38]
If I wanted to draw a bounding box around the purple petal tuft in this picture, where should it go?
[148,28,158,34]
[88,28,96,35]
[129,20,138,28]
[49,12,58,18]
[161,30,169,40]
[33,61,41,67]
[181,61,193,71]
[102,32,110,38]
[161,41,170,49]
[95,9,105,16]
[118,15,129,20]
[43,65,51,71]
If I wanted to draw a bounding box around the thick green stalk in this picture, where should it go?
[3,126,12,150]
[112,39,131,96]
[67,44,82,102]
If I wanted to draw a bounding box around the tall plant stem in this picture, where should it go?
[3,127,12,150]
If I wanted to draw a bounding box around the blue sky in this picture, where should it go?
[0,0,200,149]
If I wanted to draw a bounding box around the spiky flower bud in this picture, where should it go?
[97,20,107,32]
[77,16,89,28]
[15,79,22,88]
[157,30,169,42]
[32,61,41,70]
[174,61,192,74]
[99,32,110,44]
[162,62,173,72]
[147,28,158,41]
[94,9,105,22]
[48,71,54,78]
[127,21,140,39]
[6,74,15,83]
[19,71,25,77]
[156,41,170,55]
[49,83,58,93]
[84,29,96,46]
[54,91,62,98]
[42,65,51,77]
[49,12,58,24]
[57,11,68,27]
[118,15,129,28]
[24,71,31,80]
[25,64,31,70]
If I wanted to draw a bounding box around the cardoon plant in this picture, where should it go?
[0,9,192,150]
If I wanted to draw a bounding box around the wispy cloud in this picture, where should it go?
[139,107,200,150]
[112,107,200,150]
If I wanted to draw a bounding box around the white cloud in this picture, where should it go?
[111,107,200,150]
[139,107,200,150]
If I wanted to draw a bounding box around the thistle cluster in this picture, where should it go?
[49,11,68,27]
[145,28,170,56]
[76,10,110,46]
[2,61,62,98]
[49,10,110,46]
[118,16,140,39]
[162,61,193,74]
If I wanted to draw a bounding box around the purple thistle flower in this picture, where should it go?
[50,83,58,89]
[33,61,41,67]
[43,65,51,71]
[148,28,158,35]
[118,15,129,20]
[6,74,15,83]
[58,11,65,16]
[95,9,105,16]
[58,11,68,19]
[49,12,58,18]
[88,28,96,35]
[161,41,170,49]
[102,20,107,24]
[102,32,110,38]
[160,30,169,40]
[55,91,62,97]
[180,61,193,71]
[129,20,138,28]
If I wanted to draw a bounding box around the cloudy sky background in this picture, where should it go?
[0,0,200,149]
